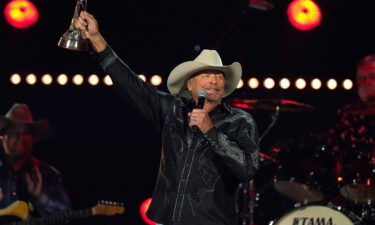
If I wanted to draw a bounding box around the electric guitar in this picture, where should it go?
[0,200,125,225]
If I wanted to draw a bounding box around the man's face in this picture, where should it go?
[357,62,375,102]
[1,127,34,159]
[187,70,225,103]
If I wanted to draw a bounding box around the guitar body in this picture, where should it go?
[0,201,29,223]
[0,200,124,225]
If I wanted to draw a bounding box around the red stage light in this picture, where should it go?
[232,103,254,110]
[287,0,321,31]
[4,0,39,29]
[139,198,156,225]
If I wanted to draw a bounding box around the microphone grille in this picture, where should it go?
[198,89,207,98]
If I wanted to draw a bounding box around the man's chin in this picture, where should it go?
[206,97,222,103]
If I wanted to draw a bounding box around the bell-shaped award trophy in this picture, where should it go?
[58,0,88,51]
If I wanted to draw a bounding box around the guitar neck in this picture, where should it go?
[14,208,93,225]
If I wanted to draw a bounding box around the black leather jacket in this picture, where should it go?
[95,47,260,225]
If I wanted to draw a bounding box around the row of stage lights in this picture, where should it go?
[9,73,354,90]
[241,77,354,90]
[9,73,157,87]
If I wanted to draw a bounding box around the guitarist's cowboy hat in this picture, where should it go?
[0,103,49,136]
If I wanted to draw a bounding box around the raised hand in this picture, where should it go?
[74,11,99,40]
[73,11,107,52]
[25,166,42,197]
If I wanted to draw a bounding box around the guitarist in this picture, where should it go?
[0,103,71,217]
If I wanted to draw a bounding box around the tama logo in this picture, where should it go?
[293,217,333,225]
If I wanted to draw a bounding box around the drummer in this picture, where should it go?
[326,55,375,224]
[329,55,375,149]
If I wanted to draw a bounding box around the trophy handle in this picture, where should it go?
[58,0,89,51]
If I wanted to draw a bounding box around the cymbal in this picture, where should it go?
[259,152,279,164]
[230,98,315,112]
[341,101,375,115]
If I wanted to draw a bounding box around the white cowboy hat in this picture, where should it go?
[167,49,242,99]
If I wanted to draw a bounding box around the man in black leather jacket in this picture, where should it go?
[75,11,260,225]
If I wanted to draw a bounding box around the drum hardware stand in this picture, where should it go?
[293,200,308,208]
[260,106,279,142]
[236,106,280,225]
[237,107,280,225]
[337,149,358,212]
[237,180,256,225]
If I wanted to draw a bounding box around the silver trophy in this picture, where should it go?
[58,0,88,51]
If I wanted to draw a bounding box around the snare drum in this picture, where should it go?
[271,204,363,225]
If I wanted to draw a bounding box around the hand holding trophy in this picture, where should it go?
[58,0,88,51]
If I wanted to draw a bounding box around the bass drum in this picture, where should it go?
[271,204,363,225]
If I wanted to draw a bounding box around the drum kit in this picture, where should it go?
[231,98,375,225]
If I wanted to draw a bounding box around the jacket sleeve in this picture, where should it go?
[31,165,71,215]
[93,46,172,131]
[203,113,260,181]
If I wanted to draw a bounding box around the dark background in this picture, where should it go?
[1,0,374,224]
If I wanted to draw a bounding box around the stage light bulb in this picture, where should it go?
[73,74,84,85]
[264,78,275,89]
[311,78,322,90]
[138,74,147,82]
[150,75,162,86]
[10,73,22,85]
[236,79,244,89]
[248,78,259,89]
[57,74,68,85]
[295,78,306,89]
[103,75,113,86]
[88,74,99,86]
[342,79,353,90]
[279,78,291,89]
[26,73,37,85]
[41,74,53,85]
[327,79,338,90]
